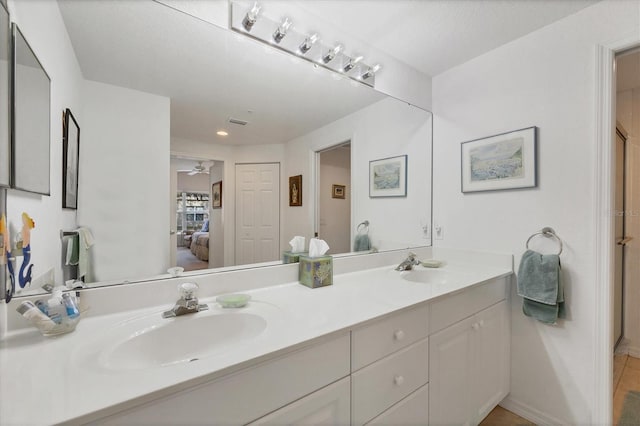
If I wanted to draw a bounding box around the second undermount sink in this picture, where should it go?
[399,268,472,285]
[76,302,280,372]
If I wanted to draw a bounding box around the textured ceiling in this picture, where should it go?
[291,0,600,76]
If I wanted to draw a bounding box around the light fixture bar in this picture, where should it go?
[230,1,379,88]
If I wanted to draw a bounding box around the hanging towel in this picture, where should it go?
[76,227,95,280]
[353,234,371,252]
[64,235,80,266]
[517,249,565,324]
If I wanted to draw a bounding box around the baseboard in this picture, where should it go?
[615,340,640,358]
[500,396,566,425]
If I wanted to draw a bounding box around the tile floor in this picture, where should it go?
[613,354,640,425]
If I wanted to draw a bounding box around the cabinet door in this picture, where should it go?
[428,316,475,426]
[474,301,509,424]
[250,378,350,425]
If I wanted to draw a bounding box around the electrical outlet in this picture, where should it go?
[422,224,430,239]
[434,225,444,240]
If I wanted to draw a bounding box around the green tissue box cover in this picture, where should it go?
[283,251,307,264]
[299,255,333,288]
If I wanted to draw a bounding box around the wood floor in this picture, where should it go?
[480,406,534,425]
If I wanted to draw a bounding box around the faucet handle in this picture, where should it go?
[407,252,417,260]
[179,282,199,300]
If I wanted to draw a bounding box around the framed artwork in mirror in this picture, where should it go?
[62,108,80,209]
[461,126,537,193]
[11,23,51,195]
[211,181,222,209]
[289,175,302,206]
[332,184,345,199]
[0,3,9,187]
[369,155,407,198]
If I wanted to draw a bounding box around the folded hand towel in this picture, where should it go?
[517,249,565,324]
[353,234,371,252]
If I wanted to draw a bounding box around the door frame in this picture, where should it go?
[594,35,640,424]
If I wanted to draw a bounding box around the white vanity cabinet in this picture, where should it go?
[91,333,350,425]
[428,299,509,426]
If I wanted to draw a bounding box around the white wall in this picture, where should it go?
[284,97,432,253]
[319,147,351,254]
[79,80,170,283]
[431,0,640,423]
[6,0,83,291]
[618,86,640,354]
[177,172,209,193]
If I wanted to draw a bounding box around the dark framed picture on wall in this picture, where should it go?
[62,108,80,209]
[212,181,222,209]
[289,175,302,206]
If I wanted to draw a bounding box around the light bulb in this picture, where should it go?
[242,2,261,32]
[322,44,343,63]
[299,33,318,54]
[343,55,363,72]
[272,17,292,43]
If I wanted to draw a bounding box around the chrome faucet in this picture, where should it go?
[395,252,420,271]
[162,282,209,318]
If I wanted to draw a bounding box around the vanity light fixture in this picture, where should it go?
[322,44,343,64]
[342,55,363,72]
[272,17,292,43]
[298,33,318,54]
[216,130,229,136]
[242,2,261,32]
[361,64,381,80]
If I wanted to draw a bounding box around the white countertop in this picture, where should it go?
[0,260,511,425]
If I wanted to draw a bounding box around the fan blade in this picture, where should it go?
[187,170,197,176]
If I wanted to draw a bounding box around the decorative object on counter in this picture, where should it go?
[16,212,35,289]
[353,220,371,252]
[289,174,302,206]
[299,238,332,288]
[421,259,443,268]
[11,23,51,196]
[216,293,251,308]
[461,126,537,193]
[1,214,13,302]
[62,108,80,209]
[332,184,345,199]
[517,227,564,324]
[369,155,407,198]
[16,288,81,336]
[211,181,222,209]
[283,235,307,263]
[230,2,380,88]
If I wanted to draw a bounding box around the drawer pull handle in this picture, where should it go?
[394,375,405,386]
[472,322,480,331]
[394,330,405,341]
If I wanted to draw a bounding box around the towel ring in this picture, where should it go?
[525,227,563,255]
[357,220,369,234]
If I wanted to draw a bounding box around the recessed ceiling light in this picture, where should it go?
[217,130,229,136]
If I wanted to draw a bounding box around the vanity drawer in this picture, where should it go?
[351,304,429,371]
[430,277,507,334]
[91,333,350,425]
[366,384,429,425]
[351,338,429,425]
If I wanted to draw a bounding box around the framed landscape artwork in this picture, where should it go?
[461,126,537,193]
[369,155,407,197]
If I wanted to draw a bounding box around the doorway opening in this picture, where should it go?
[612,46,640,424]
[171,156,222,272]
[316,142,351,254]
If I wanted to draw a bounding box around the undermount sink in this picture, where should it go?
[76,302,279,371]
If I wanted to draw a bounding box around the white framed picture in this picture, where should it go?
[461,126,537,193]
[369,155,407,197]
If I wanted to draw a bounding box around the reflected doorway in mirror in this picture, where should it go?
[62,108,80,209]
[211,181,222,209]
[289,175,302,206]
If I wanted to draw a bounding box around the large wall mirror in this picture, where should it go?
[11,0,432,296]
[11,23,50,195]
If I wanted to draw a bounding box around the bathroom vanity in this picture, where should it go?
[0,249,512,425]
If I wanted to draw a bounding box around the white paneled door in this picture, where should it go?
[235,163,280,266]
